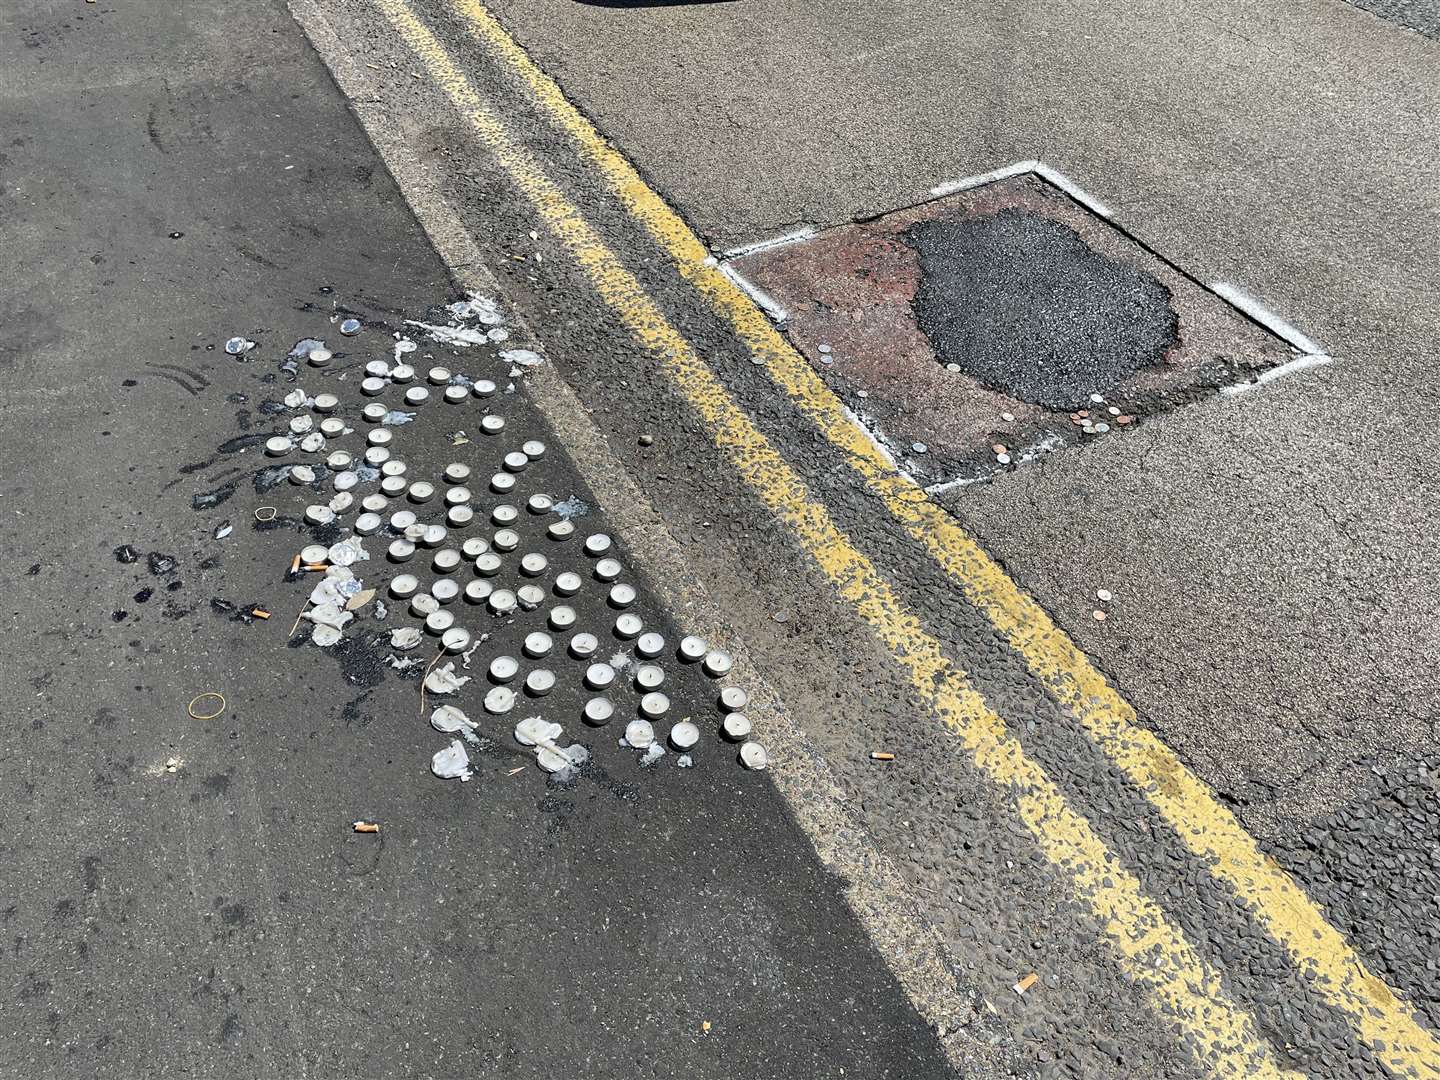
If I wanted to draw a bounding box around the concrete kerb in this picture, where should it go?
[287,2,1013,1069]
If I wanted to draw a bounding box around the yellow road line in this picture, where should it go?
[440,3,1440,1075]
[375,2,1302,1074]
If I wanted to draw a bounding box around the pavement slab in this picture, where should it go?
[725,173,1292,487]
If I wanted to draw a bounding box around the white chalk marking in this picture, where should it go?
[1221,353,1333,396]
[1209,281,1326,357]
[721,226,817,260]
[719,263,789,324]
[930,159,1039,198]
[1032,162,1113,219]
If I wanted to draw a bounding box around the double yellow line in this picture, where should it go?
[372,1,1440,1076]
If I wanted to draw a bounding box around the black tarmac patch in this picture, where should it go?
[909,209,1180,410]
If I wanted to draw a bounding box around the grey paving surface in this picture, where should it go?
[9,0,1439,1075]
[0,3,957,1078]
[443,0,1440,846]
[258,1,1440,1077]
[469,0,1440,957]
[280,0,1440,1076]
[1343,0,1440,36]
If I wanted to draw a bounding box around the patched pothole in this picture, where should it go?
[909,209,1180,412]
[724,172,1298,487]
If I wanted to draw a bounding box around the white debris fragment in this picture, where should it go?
[309,578,346,607]
[225,336,257,356]
[425,663,470,695]
[677,754,694,769]
[393,337,418,363]
[214,523,233,540]
[460,635,485,667]
[553,496,590,519]
[500,348,544,369]
[311,624,342,647]
[304,603,353,631]
[284,388,308,409]
[431,739,473,781]
[327,563,360,585]
[405,319,491,348]
[446,292,503,325]
[638,743,666,768]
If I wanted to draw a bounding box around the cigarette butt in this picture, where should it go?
[251,609,271,619]
[289,554,301,575]
[352,821,380,834]
[1013,973,1039,995]
[303,563,328,571]
[870,751,896,761]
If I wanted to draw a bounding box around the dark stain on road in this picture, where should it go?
[192,483,237,510]
[193,772,233,801]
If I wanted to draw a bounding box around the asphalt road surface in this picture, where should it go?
[3,1,1438,1079]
